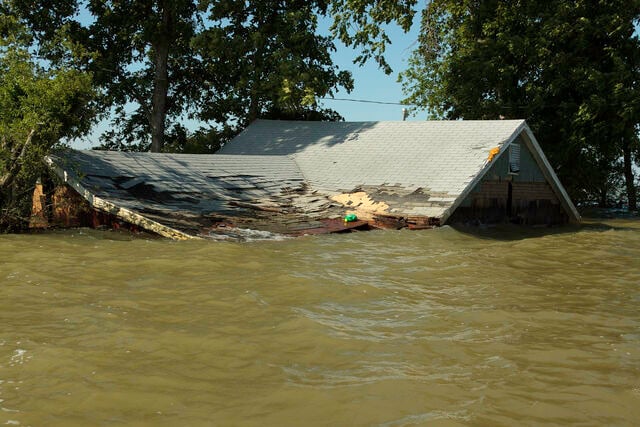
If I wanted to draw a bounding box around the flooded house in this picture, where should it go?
[37,120,580,239]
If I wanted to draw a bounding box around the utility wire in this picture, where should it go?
[321,97,638,109]
[320,97,418,106]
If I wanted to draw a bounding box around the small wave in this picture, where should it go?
[377,409,472,426]
[201,227,290,242]
[8,349,30,367]
[282,362,472,389]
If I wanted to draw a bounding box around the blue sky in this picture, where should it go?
[317,21,427,122]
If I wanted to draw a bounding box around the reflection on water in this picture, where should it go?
[1,221,639,426]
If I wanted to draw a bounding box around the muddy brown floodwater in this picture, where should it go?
[1,220,639,426]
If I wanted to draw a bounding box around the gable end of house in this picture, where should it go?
[444,125,580,225]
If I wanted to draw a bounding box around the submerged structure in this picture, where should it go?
[39,120,580,239]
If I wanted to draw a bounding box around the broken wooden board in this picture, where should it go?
[287,218,371,236]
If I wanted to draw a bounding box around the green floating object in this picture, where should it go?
[344,213,358,222]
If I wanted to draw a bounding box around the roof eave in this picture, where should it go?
[518,124,581,223]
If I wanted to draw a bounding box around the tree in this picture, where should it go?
[399,0,640,208]
[87,0,203,153]
[329,0,418,74]
[10,0,204,152]
[82,0,201,152]
[193,1,353,131]
[0,12,95,230]
[11,0,353,153]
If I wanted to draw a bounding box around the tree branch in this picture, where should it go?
[0,128,36,188]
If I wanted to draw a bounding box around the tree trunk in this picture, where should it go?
[599,186,608,208]
[150,2,172,153]
[247,49,261,123]
[622,136,637,211]
[0,129,35,189]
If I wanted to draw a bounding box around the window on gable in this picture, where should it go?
[508,143,521,174]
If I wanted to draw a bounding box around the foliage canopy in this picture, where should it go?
[9,0,353,153]
[398,0,640,206]
[0,12,95,229]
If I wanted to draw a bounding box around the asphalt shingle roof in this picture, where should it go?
[52,150,305,211]
[49,119,578,238]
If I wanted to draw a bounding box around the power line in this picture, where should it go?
[320,97,418,106]
[321,97,639,110]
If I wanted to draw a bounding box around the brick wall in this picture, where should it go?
[32,184,139,232]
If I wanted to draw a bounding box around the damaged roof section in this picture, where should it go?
[46,150,351,239]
